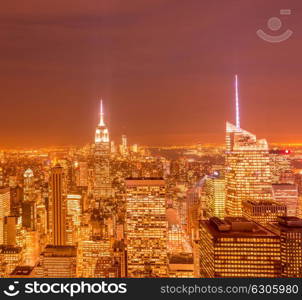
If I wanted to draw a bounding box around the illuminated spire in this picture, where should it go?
[99,99,105,126]
[95,99,109,143]
[235,74,240,129]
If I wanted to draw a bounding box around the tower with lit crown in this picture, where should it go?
[225,75,272,216]
[93,100,112,199]
[23,168,34,202]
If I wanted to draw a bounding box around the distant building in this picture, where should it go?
[269,149,292,184]
[268,217,302,277]
[23,169,34,202]
[225,123,272,216]
[10,266,35,278]
[204,173,225,219]
[23,231,39,266]
[50,165,66,246]
[0,188,11,244]
[272,183,299,216]
[0,246,23,276]
[199,217,280,277]
[120,135,128,156]
[75,162,88,187]
[3,216,17,246]
[93,100,112,199]
[168,253,194,278]
[22,201,36,230]
[242,200,287,225]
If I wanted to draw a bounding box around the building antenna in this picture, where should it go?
[99,99,105,126]
[235,75,240,129]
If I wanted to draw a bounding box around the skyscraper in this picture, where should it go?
[75,162,88,187]
[272,183,299,216]
[125,178,168,277]
[50,165,66,246]
[204,173,225,219]
[242,200,287,225]
[23,168,34,202]
[22,201,36,230]
[120,134,128,156]
[93,100,112,199]
[199,217,281,277]
[225,76,272,216]
[269,217,302,277]
[3,216,17,246]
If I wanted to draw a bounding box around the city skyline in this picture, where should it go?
[1,72,301,150]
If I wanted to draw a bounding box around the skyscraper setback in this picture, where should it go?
[225,76,272,216]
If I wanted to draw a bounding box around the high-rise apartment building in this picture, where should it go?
[125,178,168,277]
[199,217,281,277]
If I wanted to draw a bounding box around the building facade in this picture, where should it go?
[200,217,280,277]
[126,178,168,277]
[225,122,272,216]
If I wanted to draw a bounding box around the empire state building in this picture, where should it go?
[93,100,112,199]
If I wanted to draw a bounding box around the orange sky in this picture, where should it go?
[0,0,301,147]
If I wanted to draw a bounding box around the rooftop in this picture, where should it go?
[42,245,77,257]
[243,200,286,207]
[201,217,277,238]
[126,177,165,186]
